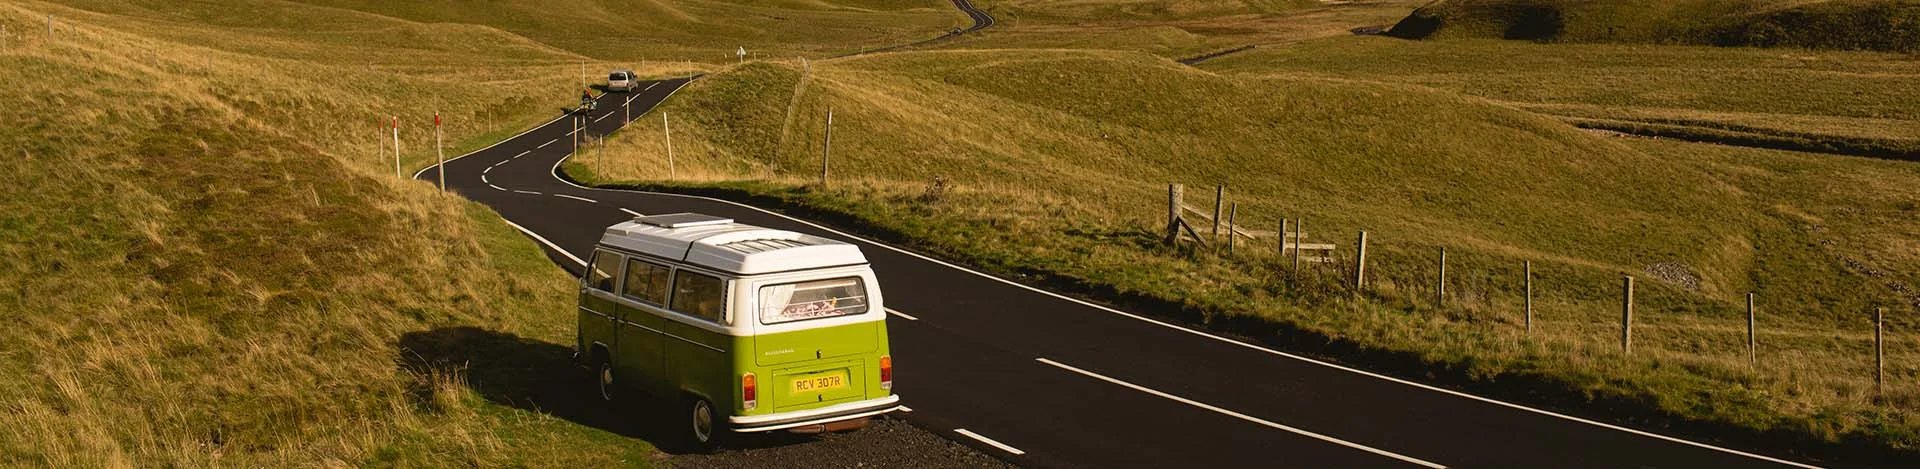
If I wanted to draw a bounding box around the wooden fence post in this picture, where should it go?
[1291,218,1304,277]
[1279,218,1289,257]
[1353,230,1368,293]
[1166,184,1184,243]
[1524,261,1533,335]
[1622,276,1635,355]
[1212,186,1225,245]
[1436,247,1448,308]
[1747,293,1757,364]
[1226,203,1238,255]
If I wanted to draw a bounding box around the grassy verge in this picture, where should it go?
[570,50,1920,460]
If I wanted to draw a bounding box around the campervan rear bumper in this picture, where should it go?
[728,395,901,433]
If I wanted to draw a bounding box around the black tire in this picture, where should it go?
[688,396,722,452]
[596,359,617,402]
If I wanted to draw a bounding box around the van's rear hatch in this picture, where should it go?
[756,322,878,410]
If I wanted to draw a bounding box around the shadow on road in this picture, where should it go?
[395,327,820,455]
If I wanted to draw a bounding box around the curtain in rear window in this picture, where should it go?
[758,277,868,325]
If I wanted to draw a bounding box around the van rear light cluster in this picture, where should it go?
[879,356,893,390]
[743,372,757,410]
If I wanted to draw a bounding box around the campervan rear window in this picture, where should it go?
[758,277,868,325]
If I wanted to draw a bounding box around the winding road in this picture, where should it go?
[416,1,1830,467]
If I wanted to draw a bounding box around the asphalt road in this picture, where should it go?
[413,1,1832,467]
[418,78,1833,468]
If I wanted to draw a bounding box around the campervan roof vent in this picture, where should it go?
[636,213,734,229]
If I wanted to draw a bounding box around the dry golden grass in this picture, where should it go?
[573,48,1920,452]
[0,1,667,465]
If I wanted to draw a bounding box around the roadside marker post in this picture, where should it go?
[1525,261,1534,335]
[1353,230,1368,294]
[1875,307,1886,393]
[663,111,674,179]
[1747,293,1757,364]
[48,15,54,40]
[821,108,833,187]
[1622,276,1635,355]
[1437,247,1448,308]
[391,116,401,179]
[435,112,445,192]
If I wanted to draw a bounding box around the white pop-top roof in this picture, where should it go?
[599,213,867,275]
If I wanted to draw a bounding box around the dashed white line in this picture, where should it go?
[513,150,530,159]
[954,429,1025,456]
[536,78,1816,469]
[594,112,614,123]
[554,193,598,203]
[1037,358,1446,468]
[482,166,493,175]
[886,308,919,321]
[618,208,644,217]
[480,174,490,183]
[513,190,543,195]
[538,139,556,149]
[645,82,658,91]
[487,184,506,192]
[898,406,913,413]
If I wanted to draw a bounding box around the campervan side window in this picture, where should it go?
[622,259,671,304]
[587,250,621,292]
[758,277,868,325]
[670,270,727,323]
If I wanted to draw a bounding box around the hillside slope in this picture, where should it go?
[0,1,651,465]
[1387,0,1920,52]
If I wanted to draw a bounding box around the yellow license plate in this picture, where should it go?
[790,372,847,394]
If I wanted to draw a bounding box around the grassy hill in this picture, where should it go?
[1202,35,1920,159]
[1387,0,1920,52]
[942,0,1415,59]
[572,50,1920,454]
[1,0,987,463]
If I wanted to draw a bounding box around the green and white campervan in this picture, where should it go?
[576,213,899,448]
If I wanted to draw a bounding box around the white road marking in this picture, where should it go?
[411,112,568,179]
[513,190,542,195]
[543,137,1817,468]
[1037,358,1446,469]
[619,208,644,217]
[898,406,913,413]
[482,166,492,175]
[480,174,490,183]
[488,184,506,192]
[514,150,530,159]
[538,139,556,148]
[886,308,919,321]
[594,112,614,123]
[645,82,657,91]
[535,80,1814,466]
[499,217,586,267]
[554,193,598,204]
[954,429,1025,456]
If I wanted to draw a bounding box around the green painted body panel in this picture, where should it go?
[574,251,894,424]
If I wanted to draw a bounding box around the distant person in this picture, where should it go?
[580,89,593,110]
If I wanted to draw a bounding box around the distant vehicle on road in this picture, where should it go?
[577,213,900,450]
[607,69,637,92]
